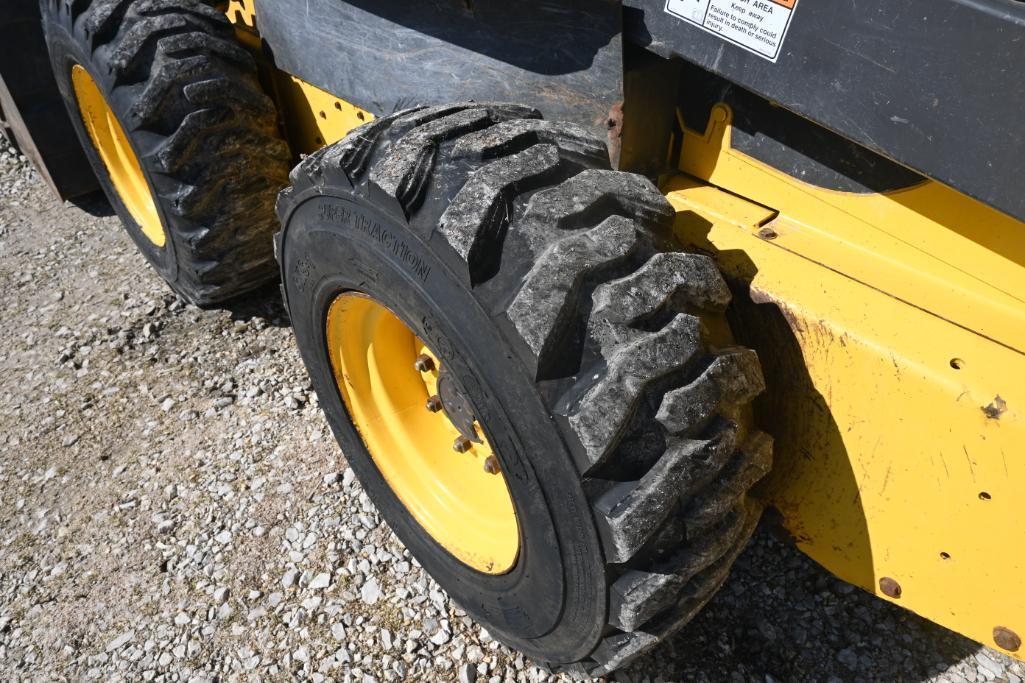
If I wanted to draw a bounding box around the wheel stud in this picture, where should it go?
[414,354,435,373]
[453,437,472,453]
[483,455,501,475]
[425,395,443,413]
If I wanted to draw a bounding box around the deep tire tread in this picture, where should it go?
[48,0,290,305]
[277,103,771,675]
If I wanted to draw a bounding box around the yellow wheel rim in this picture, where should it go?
[71,64,165,247]
[326,292,520,574]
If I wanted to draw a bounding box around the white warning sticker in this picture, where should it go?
[665,0,798,62]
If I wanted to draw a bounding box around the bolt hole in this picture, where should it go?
[356,111,366,121]
[318,110,327,119]
[950,358,965,369]
[979,491,992,500]
[334,102,342,110]
[940,551,951,560]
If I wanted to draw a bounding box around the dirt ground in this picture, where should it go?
[0,138,1021,682]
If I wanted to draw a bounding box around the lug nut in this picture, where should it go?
[414,354,435,373]
[483,455,501,475]
[453,437,472,453]
[425,395,443,413]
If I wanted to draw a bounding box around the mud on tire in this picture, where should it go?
[277,103,772,676]
[40,0,290,305]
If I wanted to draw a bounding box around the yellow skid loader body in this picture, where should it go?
[666,104,1025,659]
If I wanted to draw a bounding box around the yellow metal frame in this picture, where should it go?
[71,64,165,247]
[271,75,373,155]
[225,0,373,155]
[667,104,1024,659]
[325,293,520,574]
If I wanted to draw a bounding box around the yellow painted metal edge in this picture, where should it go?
[676,105,1025,356]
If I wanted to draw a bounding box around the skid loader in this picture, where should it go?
[3,0,1023,675]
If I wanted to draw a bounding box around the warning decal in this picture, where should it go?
[665,0,798,62]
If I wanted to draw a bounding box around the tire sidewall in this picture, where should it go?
[282,191,607,663]
[40,8,180,286]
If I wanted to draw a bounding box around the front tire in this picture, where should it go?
[277,103,772,675]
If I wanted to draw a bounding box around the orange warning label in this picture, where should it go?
[664,0,799,62]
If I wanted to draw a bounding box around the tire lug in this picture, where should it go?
[453,437,472,453]
[483,455,501,475]
[414,354,435,373]
[425,395,443,413]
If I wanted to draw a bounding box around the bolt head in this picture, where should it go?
[425,395,443,413]
[453,437,471,453]
[483,455,501,475]
[994,626,1021,652]
[414,354,435,373]
[879,576,902,599]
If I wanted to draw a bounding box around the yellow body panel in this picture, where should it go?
[666,105,1025,659]
[71,65,165,247]
[271,75,374,154]
[326,293,520,574]
[225,0,373,155]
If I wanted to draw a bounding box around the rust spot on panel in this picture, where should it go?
[604,100,624,164]
[879,576,902,599]
[993,626,1021,652]
[983,395,1007,419]
[761,506,805,546]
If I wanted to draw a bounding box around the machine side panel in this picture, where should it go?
[256,0,624,144]
[628,0,1025,221]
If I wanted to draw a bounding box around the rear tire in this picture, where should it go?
[40,0,290,305]
[278,103,772,675]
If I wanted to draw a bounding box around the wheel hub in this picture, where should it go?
[435,369,481,444]
[325,292,520,574]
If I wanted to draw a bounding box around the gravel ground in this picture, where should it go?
[0,138,1022,683]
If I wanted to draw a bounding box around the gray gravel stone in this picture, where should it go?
[361,577,382,605]
[459,662,478,683]
[309,572,331,590]
[105,631,134,652]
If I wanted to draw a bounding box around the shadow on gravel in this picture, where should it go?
[69,190,114,218]
[220,283,292,328]
[624,525,981,682]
